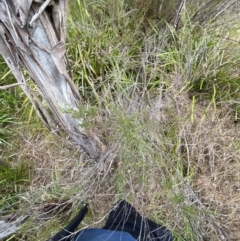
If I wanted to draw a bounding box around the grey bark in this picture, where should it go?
[124,0,240,27]
[0,0,101,159]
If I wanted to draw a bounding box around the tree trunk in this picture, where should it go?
[124,0,239,27]
[124,0,185,29]
[0,0,101,159]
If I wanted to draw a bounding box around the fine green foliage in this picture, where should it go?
[0,64,15,145]
[0,161,30,204]
[0,114,13,145]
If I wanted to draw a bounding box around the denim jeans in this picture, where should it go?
[72,228,137,241]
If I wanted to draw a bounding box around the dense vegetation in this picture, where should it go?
[1,0,240,240]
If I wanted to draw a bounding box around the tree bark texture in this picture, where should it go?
[0,0,101,159]
[124,0,185,26]
[124,0,239,27]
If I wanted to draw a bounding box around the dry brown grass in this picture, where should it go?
[3,85,240,241]
[188,104,240,241]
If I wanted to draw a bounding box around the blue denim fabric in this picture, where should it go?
[73,228,137,241]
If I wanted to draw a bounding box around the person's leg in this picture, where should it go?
[73,228,137,241]
[102,200,172,241]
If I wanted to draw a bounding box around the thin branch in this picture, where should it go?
[173,0,186,30]
[29,0,52,26]
[0,83,23,90]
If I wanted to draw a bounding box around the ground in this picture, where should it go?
[1,0,240,240]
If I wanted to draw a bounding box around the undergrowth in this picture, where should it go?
[1,0,240,241]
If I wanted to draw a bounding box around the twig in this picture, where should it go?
[174,0,186,31]
[29,0,52,26]
[0,83,23,90]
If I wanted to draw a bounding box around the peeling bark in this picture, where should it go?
[0,0,102,159]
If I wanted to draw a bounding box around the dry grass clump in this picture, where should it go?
[2,83,240,241]
[0,124,122,240]
[185,104,240,241]
[9,98,240,241]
